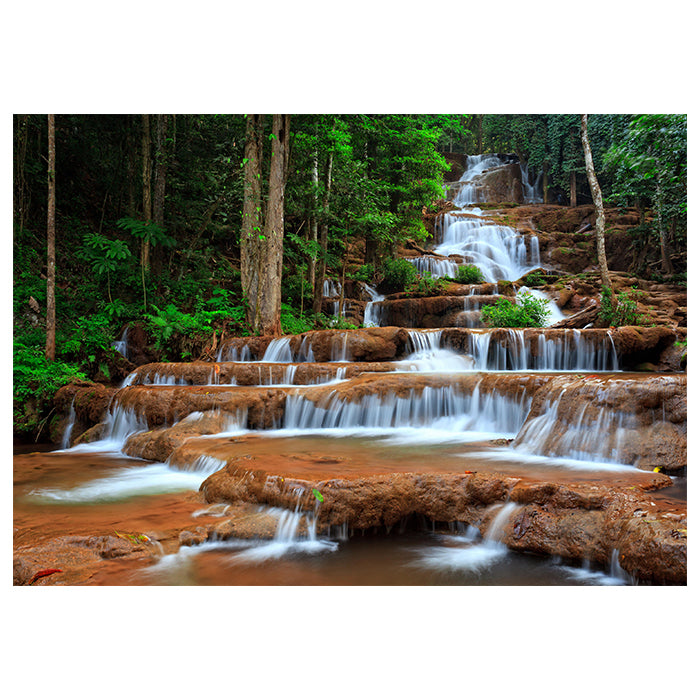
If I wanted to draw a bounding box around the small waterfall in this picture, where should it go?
[519,161,543,204]
[406,256,460,278]
[261,337,294,363]
[511,388,638,466]
[483,501,520,548]
[363,284,385,327]
[217,344,252,363]
[112,326,131,360]
[449,329,619,372]
[329,332,351,362]
[283,383,531,434]
[103,404,149,446]
[434,214,539,283]
[452,154,505,206]
[323,279,340,298]
[61,397,77,449]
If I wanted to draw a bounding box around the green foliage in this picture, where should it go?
[280,303,315,334]
[116,217,176,248]
[82,232,132,275]
[59,313,119,362]
[351,263,375,284]
[13,340,89,437]
[454,264,485,284]
[409,274,448,297]
[522,270,545,286]
[381,258,419,290]
[481,291,551,328]
[599,286,642,327]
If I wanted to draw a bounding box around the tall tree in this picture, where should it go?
[45,114,56,360]
[141,114,152,271]
[240,114,291,335]
[581,114,614,301]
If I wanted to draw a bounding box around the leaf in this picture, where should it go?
[312,488,324,502]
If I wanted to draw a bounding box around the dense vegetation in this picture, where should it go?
[13,113,686,440]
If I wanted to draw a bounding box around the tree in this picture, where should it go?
[240,114,291,335]
[604,114,686,276]
[45,114,56,361]
[581,113,614,303]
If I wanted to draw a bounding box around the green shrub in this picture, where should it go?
[409,274,448,297]
[522,270,545,286]
[281,303,315,334]
[381,258,418,290]
[13,340,89,437]
[454,264,485,285]
[481,291,551,328]
[352,263,375,284]
[600,286,642,326]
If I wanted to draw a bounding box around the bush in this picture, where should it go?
[454,264,485,285]
[481,291,551,328]
[522,270,545,286]
[13,340,89,438]
[409,274,448,297]
[381,258,419,290]
[600,286,642,327]
[280,303,315,334]
[352,263,375,284]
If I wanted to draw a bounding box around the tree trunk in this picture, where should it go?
[309,148,319,291]
[240,114,263,328]
[581,114,614,301]
[542,162,549,204]
[152,114,168,275]
[126,116,137,218]
[655,172,674,275]
[14,114,30,231]
[312,152,333,315]
[256,114,290,336]
[45,115,56,361]
[569,170,577,207]
[141,114,152,272]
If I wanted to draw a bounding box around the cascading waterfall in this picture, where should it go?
[282,382,531,435]
[434,213,540,283]
[363,283,385,328]
[406,256,460,279]
[446,329,619,371]
[511,389,637,466]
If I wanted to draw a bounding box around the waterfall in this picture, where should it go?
[112,327,131,361]
[448,329,619,372]
[217,344,252,363]
[362,283,385,327]
[406,256,460,279]
[283,383,531,435]
[61,397,76,449]
[261,337,294,363]
[435,214,539,283]
[511,389,638,466]
[323,279,340,297]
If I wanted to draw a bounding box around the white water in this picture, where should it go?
[443,329,619,371]
[406,256,460,279]
[412,502,519,572]
[434,214,540,283]
[61,397,76,449]
[363,283,385,327]
[112,326,131,360]
[282,382,531,438]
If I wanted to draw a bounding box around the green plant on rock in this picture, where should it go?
[481,291,551,328]
[522,270,545,286]
[13,340,89,438]
[600,286,642,326]
[381,258,418,290]
[351,263,375,284]
[454,264,485,285]
[280,303,315,335]
[409,274,448,297]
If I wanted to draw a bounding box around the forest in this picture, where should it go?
[12,113,687,440]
